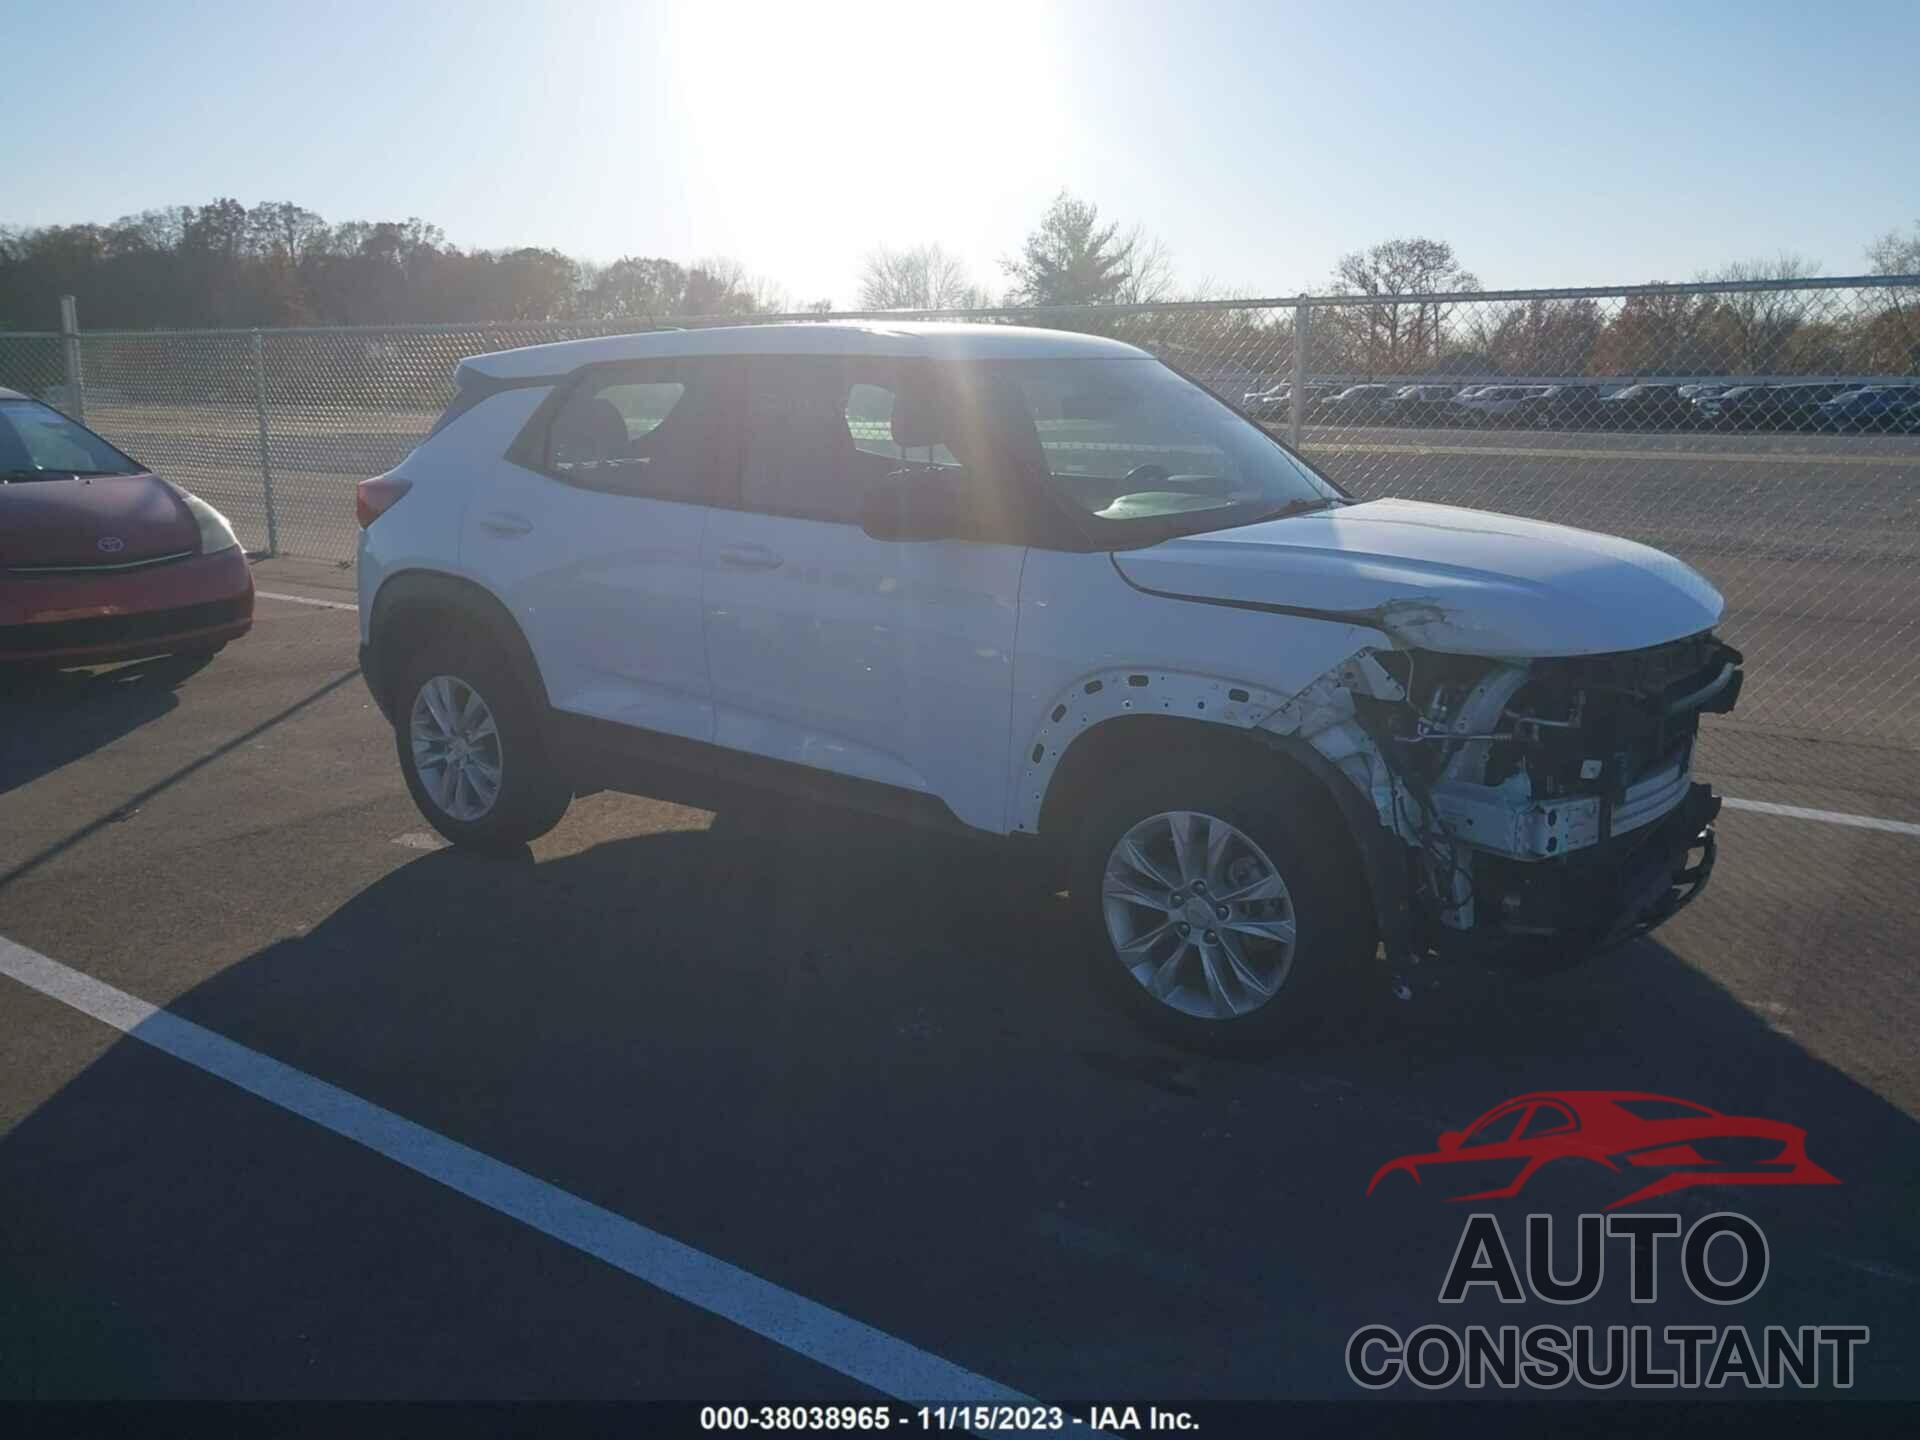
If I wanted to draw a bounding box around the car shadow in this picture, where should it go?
[0,653,213,795]
[2,799,1917,1400]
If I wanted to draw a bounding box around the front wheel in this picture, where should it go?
[1071,761,1377,1052]
[393,634,570,855]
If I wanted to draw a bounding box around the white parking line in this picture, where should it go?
[256,590,357,612]
[1723,797,1920,838]
[0,934,1031,1406]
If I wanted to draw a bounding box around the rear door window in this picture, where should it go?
[741,357,944,524]
[540,358,740,503]
[846,382,958,468]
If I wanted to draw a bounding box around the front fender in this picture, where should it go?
[1010,660,1416,971]
[1009,666,1298,835]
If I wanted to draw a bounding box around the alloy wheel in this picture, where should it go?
[409,673,504,822]
[1101,810,1298,1020]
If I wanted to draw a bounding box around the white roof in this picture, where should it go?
[460,321,1150,381]
[0,386,27,401]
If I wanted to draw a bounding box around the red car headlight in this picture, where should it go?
[180,490,241,554]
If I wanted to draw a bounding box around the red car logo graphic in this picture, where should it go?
[1367,1091,1839,1211]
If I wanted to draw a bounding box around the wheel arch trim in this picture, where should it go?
[1017,663,1414,967]
[364,569,549,721]
[1012,667,1295,836]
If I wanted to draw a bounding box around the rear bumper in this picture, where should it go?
[0,546,254,665]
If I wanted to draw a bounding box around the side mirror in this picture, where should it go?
[1437,1130,1464,1152]
[859,469,965,543]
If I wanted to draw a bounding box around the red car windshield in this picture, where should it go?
[0,399,141,480]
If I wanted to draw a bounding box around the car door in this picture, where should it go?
[460,356,741,743]
[701,354,1026,833]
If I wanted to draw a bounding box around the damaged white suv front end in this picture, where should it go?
[1106,497,1742,974]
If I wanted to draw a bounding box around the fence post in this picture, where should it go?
[1288,296,1309,450]
[59,295,86,423]
[251,329,279,557]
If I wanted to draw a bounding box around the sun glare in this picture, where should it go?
[659,0,1066,301]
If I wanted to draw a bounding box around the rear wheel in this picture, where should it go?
[392,631,570,855]
[1071,757,1377,1053]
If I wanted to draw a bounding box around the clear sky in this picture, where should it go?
[5,0,1916,306]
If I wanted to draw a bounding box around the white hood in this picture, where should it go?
[1111,498,1724,658]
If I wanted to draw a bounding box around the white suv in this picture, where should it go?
[357,323,1740,1048]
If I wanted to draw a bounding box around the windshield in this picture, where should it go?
[0,399,141,479]
[912,357,1338,543]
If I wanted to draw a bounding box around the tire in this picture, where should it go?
[1069,752,1378,1054]
[391,626,570,855]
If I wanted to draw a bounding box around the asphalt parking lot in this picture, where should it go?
[2,555,1917,1414]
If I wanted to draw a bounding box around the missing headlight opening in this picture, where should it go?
[1261,632,1744,964]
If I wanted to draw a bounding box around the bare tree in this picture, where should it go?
[1696,254,1823,374]
[1474,298,1604,377]
[684,256,785,317]
[1589,286,1718,376]
[1328,237,1480,375]
[1112,228,1176,306]
[1862,223,1920,374]
[1868,220,1920,276]
[857,243,983,310]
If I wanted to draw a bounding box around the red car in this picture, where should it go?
[1367,1090,1839,1210]
[1,388,252,671]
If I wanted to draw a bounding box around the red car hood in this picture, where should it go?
[0,474,198,568]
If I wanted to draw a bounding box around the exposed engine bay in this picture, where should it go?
[1262,631,1744,958]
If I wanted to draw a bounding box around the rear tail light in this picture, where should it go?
[356,474,412,528]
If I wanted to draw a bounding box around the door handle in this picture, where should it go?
[716,543,784,571]
[478,511,533,537]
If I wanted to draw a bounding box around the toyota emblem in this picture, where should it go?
[97,536,125,553]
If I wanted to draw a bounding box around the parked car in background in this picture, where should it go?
[1677,383,1729,401]
[1317,384,1398,423]
[1452,385,1548,425]
[1816,386,1916,432]
[1765,382,1860,430]
[1,388,252,672]
[1595,383,1693,430]
[1243,384,1290,420]
[1692,384,1775,429]
[1891,396,1920,433]
[1381,384,1459,426]
[1297,382,1346,417]
[1517,384,1610,429]
[357,322,1739,1050]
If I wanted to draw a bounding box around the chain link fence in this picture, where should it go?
[2,276,1918,1047]
[4,279,1917,747]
